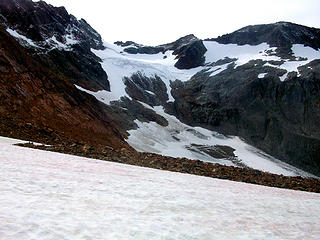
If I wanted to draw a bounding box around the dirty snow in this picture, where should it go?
[126,105,315,177]
[0,136,320,240]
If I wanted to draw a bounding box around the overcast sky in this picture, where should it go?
[36,0,320,46]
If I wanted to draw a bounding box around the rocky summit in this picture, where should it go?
[1,0,320,181]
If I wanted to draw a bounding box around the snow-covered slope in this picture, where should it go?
[87,40,320,104]
[74,38,320,177]
[90,42,202,103]
[1,136,320,240]
[126,105,315,177]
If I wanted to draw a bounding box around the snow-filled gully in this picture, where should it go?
[0,136,320,240]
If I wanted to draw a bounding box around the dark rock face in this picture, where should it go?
[102,72,170,132]
[114,41,140,48]
[124,72,169,106]
[109,98,168,131]
[123,46,164,55]
[207,22,320,58]
[114,40,166,55]
[0,0,103,48]
[0,0,109,91]
[173,40,207,69]
[115,34,207,69]
[171,59,320,176]
[160,34,199,51]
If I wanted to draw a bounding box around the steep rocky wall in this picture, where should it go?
[171,60,320,176]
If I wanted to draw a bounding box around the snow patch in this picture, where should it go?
[145,90,155,95]
[75,85,123,105]
[6,28,41,49]
[209,62,230,77]
[258,73,267,78]
[267,44,320,81]
[203,41,280,67]
[6,27,79,51]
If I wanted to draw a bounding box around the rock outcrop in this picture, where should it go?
[0,0,109,91]
[173,39,207,69]
[171,59,320,176]
[115,34,207,69]
[207,22,320,58]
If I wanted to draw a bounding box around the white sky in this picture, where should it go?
[36,0,320,46]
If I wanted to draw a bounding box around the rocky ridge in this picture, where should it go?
[207,21,320,58]
[0,0,109,91]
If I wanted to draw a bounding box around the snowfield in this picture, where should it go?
[1,136,320,240]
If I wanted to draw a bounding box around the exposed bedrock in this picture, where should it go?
[171,60,320,176]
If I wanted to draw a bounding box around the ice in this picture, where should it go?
[0,135,320,240]
[127,105,315,177]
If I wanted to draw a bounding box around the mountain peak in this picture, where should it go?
[0,0,103,49]
[208,22,320,50]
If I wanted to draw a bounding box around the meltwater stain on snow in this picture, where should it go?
[0,136,320,240]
